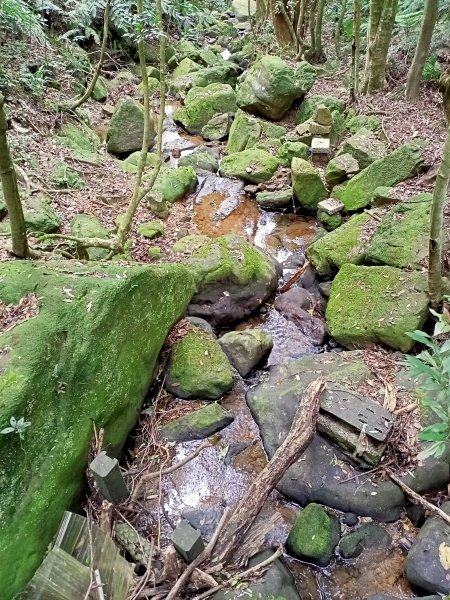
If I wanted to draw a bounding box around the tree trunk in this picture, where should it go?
[350,0,361,101]
[362,0,398,93]
[295,0,309,57]
[313,0,326,62]
[271,0,297,48]
[211,378,325,566]
[441,68,450,125]
[308,0,318,58]
[428,122,450,308]
[335,0,348,58]
[0,94,28,257]
[405,0,439,101]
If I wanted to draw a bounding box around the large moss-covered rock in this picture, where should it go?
[325,153,359,188]
[345,110,381,134]
[337,128,386,170]
[256,189,293,209]
[296,95,345,125]
[70,214,110,261]
[333,142,425,211]
[165,326,234,399]
[56,123,100,162]
[172,57,202,80]
[326,264,429,351]
[172,63,238,98]
[226,109,261,153]
[186,234,281,326]
[178,150,219,174]
[106,98,156,155]
[201,113,232,141]
[92,75,108,101]
[173,83,237,135]
[292,157,327,211]
[286,503,340,566]
[366,194,432,269]
[22,194,61,233]
[0,260,195,599]
[219,149,279,183]
[277,141,309,167]
[161,403,234,442]
[307,213,372,276]
[236,56,316,119]
[156,166,197,202]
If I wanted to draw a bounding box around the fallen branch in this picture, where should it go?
[388,470,450,526]
[211,378,325,566]
[192,546,283,600]
[130,438,213,501]
[165,507,230,600]
[279,260,310,293]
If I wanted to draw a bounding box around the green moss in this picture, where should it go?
[138,220,164,239]
[56,123,100,162]
[70,214,110,260]
[296,95,345,125]
[337,128,386,170]
[219,149,279,183]
[120,151,159,174]
[226,109,261,154]
[106,98,156,155]
[291,157,327,212]
[260,121,286,140]
[136,76,160,97]
[172,234,210,255]
[172,57,202,80]
[156,166,197,202]
[92,76,108,101]
[277,141,309,167]
[345,110,381,133]
[326,263,429,352]
[0,260,196,599]
[366,194,432,269]
[178,151,219,173]
[307,213,371,276]
[333,142,426,211]
[286,503,340,567]
[325,153,359,188]
[161,402,233,441]
[165,327,234,399]
[148,247,162,260]
[51,161,84,190]
[173,83,237,135]
[318,210,342,231]
[22,194,61,233]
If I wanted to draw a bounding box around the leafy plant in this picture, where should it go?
[406,304,450,460]
[422,54,441,81]
[18,65,49,98]
[0,0,46,41]
[1,416,31,440]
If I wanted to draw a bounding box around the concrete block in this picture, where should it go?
[89,451,129,504]
[171,519,205,563]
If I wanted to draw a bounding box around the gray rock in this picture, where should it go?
[337,128,386,170]
[185,316,215,335]
[343,512,358,526]
[368,595,440,600]
[212,550,300,600]
[202,113,232,141]
[255,189,293,210]
[219,329,273,376]
[178,150,219,173]
[274,289,327,346]
[182,507,224,541]
[405,502,450,594]
[319,281,332,298]
[339,522,392,558]
[283,253,305,270]
[161,403,234,442]
[274,287,314,312]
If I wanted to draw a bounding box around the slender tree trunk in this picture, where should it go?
[69,0,110,110]
[308,0,318,57]
[428,123,450,308]
[0,94,28,257]
[335,0,348,58]
[295,0,309,57]
[271,0,297,48]
[350,0,361,101]
[362,0,398,93]
[313,0,326,61]
[440,68,450,125]
[405,0,439,101]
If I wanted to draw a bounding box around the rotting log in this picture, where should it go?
[211,378,325,566]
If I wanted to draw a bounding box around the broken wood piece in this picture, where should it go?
[279,260,310,293]
[211,378,325,566]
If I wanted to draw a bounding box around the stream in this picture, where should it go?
[129,106,415,600]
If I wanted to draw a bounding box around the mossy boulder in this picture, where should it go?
[107,98,156,156]
[156,166,197,202]
[256,189,293,210]
[0,260,195,599]
[260,121,287,139]
[165,326,234,399]
[201,113,232,141]
[171,64,237,98]
[161,403,234,442]
[198,48,221,67]
[136,77,160,97]
[296,95,345,125]
[172,39,201,62]
[345,110,381,133]
[22,194,61,233]
[138,220,164,239]
[178,150,219,174]
[70,214,110,261]
[92,76,108,101]
[173,83,237,135]
[371,186,401,207]
[173,234,210,254]
[366,194,432,269]
[286,503,340,567]
[226,109,261,154]
[56,123,100,162]
[172,57,203,80]
[51,161,84,189]
[333,142,426,211]
[339,523,392,559]
[120,151,159,174]
[146,66,160,79]
[337,128,386,170]
[236,56,316,119]
[291,157,327,212]
[219,149,279,183]
[326,264,429,351]
[318,209,342,231]
[325,153,359,188]
[277,141,309,167]
[219,329,273,377]
[185,233,281,326]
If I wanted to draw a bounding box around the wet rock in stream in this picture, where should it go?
[161,403,234,442]
[218,329,273,376]
[338,522,392,559]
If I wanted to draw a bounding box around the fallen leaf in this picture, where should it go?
[383,380,397,412]
[439,542,450,570]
